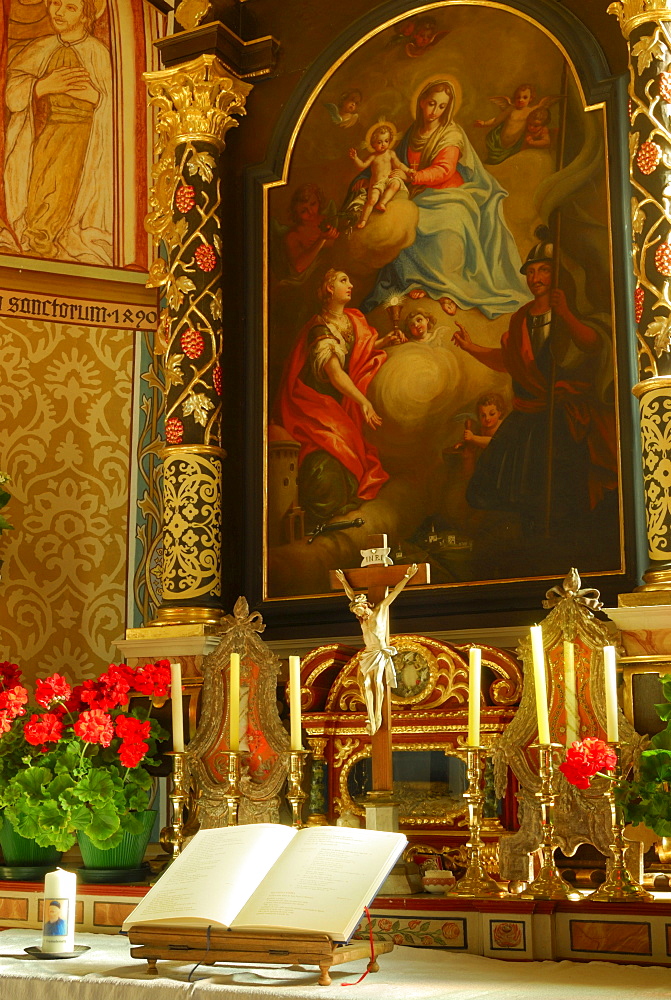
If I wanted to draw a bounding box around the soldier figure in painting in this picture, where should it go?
[452,227,618,533]
[335,564,418,735]
[3,0,113,264]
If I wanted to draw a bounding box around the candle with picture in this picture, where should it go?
[41,868,76,953]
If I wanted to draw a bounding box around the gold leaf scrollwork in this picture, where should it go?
[638,389,671,558]
[162,452,222,599]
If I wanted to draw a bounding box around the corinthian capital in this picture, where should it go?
[144,54,252,150]
[609,0,671,37]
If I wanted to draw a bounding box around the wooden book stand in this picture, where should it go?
[128,924,393,986]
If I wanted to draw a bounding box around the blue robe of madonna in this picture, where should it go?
[361,120,529,319]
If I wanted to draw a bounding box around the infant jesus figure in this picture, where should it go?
[335,564,418,734]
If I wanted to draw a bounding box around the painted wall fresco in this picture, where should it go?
[0,0,160,270]
[265,4,623,599]
[0,316,134,683]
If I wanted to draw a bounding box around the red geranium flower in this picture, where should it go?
[0,711,13,735]
[115,715,151,741]
[0,662,22,690]
[35,673,72,709]
[24,712,64,746]
[559,737,617,789]
[119,740,149,768]
[64,684,85,713]
[132,660,171,698]
[0,685,29,719]
[74,709,114,747]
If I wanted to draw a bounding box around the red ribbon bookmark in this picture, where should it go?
[342,906,375,987]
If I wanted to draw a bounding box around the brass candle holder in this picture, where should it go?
[522,743,576,900]
[447,746,505,898]
[588,743,653,902]
[161,750,188,861]
[224,750,242,826]
[287,749,309,828]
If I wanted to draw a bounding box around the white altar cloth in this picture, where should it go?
[0,928,668,999]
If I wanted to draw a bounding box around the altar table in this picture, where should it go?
[0,929,669,1000]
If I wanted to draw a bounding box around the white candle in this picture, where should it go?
[603,645,619,742]
[229,653,240,752]
[289,655,302,751]
[170,662,184,752]
[563,641,578,746]
[467,647,482,746]
[530,626,551,745]
[42,868,77,953]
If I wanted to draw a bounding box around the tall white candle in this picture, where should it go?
[467,647,482,746]
[42,868,77,953]
[289,655,302,751]
[530,626,551,745]
[170,661,184,752]
[563,641,578,746]
[603,645,619,742]
[229,653,240,752]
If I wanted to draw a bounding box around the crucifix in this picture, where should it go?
[330,535,430,829]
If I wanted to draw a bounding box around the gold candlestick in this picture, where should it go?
[447,746,505,898]
[287,750,309,828]
[160,750,188,861]
[522,744,576,900]
[588,743,653,902]
[224,750,242,826]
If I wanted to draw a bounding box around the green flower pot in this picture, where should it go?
[77,809,156,871]
[0,814,62,867]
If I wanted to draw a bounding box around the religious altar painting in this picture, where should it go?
[265,3,625,601]
[0,0,163,271]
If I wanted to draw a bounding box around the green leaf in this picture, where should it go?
[82,801,121,845]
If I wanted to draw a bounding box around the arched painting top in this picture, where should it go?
[255,0,637,622]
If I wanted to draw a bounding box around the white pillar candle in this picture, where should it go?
[170,661,185,752]
[563,640,578,746]
[530,626,551,745]
[289,655,302,751]
[42,868,77,953]
[229,653,240,752]
[603,645,619,742]
[467,646,482,746]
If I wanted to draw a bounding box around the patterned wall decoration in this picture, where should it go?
[0,316,133,683]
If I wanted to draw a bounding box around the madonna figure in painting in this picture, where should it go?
[361,79,528,319]
[277,268,401,527]
[3,0,113,265]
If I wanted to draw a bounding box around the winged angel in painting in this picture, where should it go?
[267,7,621,599]
[1,0,113,265]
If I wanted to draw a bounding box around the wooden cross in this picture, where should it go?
[330,536,430,796]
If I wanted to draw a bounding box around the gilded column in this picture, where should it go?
[144,56,252,623]
[611,0,671,587]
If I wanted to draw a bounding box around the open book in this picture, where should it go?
[122,823,406,944]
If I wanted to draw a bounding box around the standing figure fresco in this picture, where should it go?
[277,269,401,527]
[3,0,113,264]
[361,79,529,319]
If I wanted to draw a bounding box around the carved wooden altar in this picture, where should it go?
[300,635,522,867]
[492,571,648,882]
[186,598,290,827]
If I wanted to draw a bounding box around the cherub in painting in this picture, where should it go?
[389,15,448,58]
[523,106,553,150]
[324,88,362,128]
[348,122,408,229]
[473,83,559,165]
